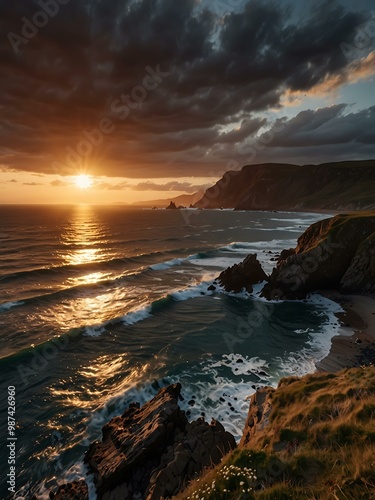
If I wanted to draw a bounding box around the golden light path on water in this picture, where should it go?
[49,204,127,329]
[37,357,157,469]
[60,204,106,268]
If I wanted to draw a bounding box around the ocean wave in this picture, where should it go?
[121,305,153,325]
[0,247,195,284]
[0,300,24,312]
[149,258,184,271]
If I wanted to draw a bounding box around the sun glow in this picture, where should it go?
[75,174,93,189]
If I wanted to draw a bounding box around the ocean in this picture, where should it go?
[0,205,343,498]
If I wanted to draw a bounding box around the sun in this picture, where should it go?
[75,174,93,189]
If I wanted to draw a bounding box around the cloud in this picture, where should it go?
[50,179,69,186]
[0,0,374,178]
[221,104,375,165]
[22,182,43,186]
[264,104,375,148]
[285,51,375,99]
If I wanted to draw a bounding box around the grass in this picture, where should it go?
[176,365,375,500]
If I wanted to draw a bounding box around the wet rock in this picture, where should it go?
[84,384,236,499]
[207,285,216,291]
[218,254,268,293]
[166,201,178,210]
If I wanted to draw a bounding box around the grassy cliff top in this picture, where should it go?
[177,366,375,500]
[295,211,375,254]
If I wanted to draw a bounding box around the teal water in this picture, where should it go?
[0,205,342,498]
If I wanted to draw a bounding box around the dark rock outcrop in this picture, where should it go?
[194,160,375,211]
[218,254,268,293]
[340,231,375,294]
[84,384,236,500]
[49,480,88,499]
[166,201,177,210]
[261,213,375,299]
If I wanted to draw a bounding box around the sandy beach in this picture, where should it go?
[316,291,375,372]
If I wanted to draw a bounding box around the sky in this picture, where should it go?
[0,0,374,204]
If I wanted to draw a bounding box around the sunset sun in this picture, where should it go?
[75,174,93,189]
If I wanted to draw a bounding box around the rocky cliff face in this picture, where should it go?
[340,231,375,294]
[262,212,375,299]
[240,387,275,448]
[50,384,236,500]
[194,160,375,211]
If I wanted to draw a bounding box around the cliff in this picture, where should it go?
[194,160,375,211]
[262,212,375,299]
[179,366,375,499]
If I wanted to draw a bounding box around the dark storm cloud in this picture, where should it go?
[218,104,375,165]
[0,0,374,178]
[268,105,375,148]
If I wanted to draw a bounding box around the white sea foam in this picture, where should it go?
[209,354,270,377]
[0,300,24,312]
[84,325,107,337]
[220,239,295,253]
[187,256,243,268]
[171,278,217,301]
[121,305,152,325]
[149,258,184,270]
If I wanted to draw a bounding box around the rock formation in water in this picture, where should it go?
[261,212,375,299]
[79,384,236,500]
[194,160,375,211]
[218,253,268,293]
[166,201,178,209]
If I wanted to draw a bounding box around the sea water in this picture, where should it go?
[0,205,342,498]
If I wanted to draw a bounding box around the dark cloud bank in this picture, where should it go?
[0,0,374,179]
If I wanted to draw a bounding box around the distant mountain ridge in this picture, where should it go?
[133,191,204,208]
[194,160,375,211]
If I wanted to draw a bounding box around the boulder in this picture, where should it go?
[84,384,236,499]
[261,213,375,299]
[218,254,268,293]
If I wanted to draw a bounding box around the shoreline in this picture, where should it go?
[316,291,375,372]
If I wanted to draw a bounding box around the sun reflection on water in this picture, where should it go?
[49,354,152,411]
[61,205,106,265]
[60,205,110,281]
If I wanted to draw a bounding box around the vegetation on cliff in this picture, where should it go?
[178,365,375,500]
[261,211,375,299]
